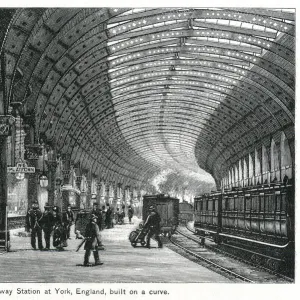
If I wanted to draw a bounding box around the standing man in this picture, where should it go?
[128,205,134,224]
[90,203,102,230]
[26,201,43,250]
[63,205,75,239]
[101,205,106,231]
[105,203,112,229]
[83,214,105,266]
[41,202,54,250]
[144,205,162,249]
[52,206,67,250]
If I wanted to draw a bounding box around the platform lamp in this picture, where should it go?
[39,146,48,188]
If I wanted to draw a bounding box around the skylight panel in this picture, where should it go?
[252,24,265,32]
[241,22,253,29]
[228,20,240,27]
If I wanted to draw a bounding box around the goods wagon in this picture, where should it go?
[142,194,179,236]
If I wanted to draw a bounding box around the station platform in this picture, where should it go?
[0,217,231,283]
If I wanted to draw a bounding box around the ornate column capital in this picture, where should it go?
[0,115,15,136]
[45,160,58,171]
[24,144,43,160]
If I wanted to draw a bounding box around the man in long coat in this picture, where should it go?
[83,214,105,266]
[41,202,54,250]
[105,203,112,229]
[144,205,162,248]
[63,205,75,239]
[128,205,134,224]
[26,201,43,250]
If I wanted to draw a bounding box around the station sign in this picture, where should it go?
[7,162,35,173]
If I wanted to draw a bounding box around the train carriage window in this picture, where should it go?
[236,196,244,211]
[270,194,276,212]
[206,199,209,210]
[265,195,270,212]
[225,198,229,211]
[229,198,235,210]
[265,194,276,212]
[215,199,218,211]
[200,201,203,211]
[275,193,281,212]
[259,194,265,212]
[251,195,259,211]
[222,197,227,210]
[208,198,215,211]
[212,198,216,211]
[245,196,251,211]
[281,193,287,212]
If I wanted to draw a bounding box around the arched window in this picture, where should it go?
[262,145,270,184]
[248,153,254,185]
[234,165,239,187]
[238,160,243,187]
[254,148,262,185]
[243,158,248,186]
[270,139,280,182]
[281,132,293,180]
[228,169,232,189]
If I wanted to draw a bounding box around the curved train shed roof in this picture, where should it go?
[0,8,295,187]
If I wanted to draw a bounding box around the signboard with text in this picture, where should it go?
[7,162,35,174]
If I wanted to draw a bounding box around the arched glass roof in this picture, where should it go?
[1,7,295,187]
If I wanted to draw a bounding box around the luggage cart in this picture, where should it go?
[129,223,148,247]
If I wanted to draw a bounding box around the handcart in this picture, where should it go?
[129,223,149,247]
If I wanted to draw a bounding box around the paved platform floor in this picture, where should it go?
[0,217,231,283]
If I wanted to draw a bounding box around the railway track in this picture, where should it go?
[175,223,293,283]
[168,231,254,283]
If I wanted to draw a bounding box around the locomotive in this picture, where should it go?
[193,183,294,277]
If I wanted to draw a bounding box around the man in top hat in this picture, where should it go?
[41,202,54,250]
[26,201,43,250]
[83,214,105,266]
[144,205,162,249]
[63,204,75,239]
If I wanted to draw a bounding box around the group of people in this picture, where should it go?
[26,201,136,263]
[80,202,136,266]
[26,201,74,251]
[115,205,134,225]
[26,200,161,266]
[87,203,134,230]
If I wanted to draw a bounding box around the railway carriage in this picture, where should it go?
[178,201,194,223]
[194,184,294,276]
